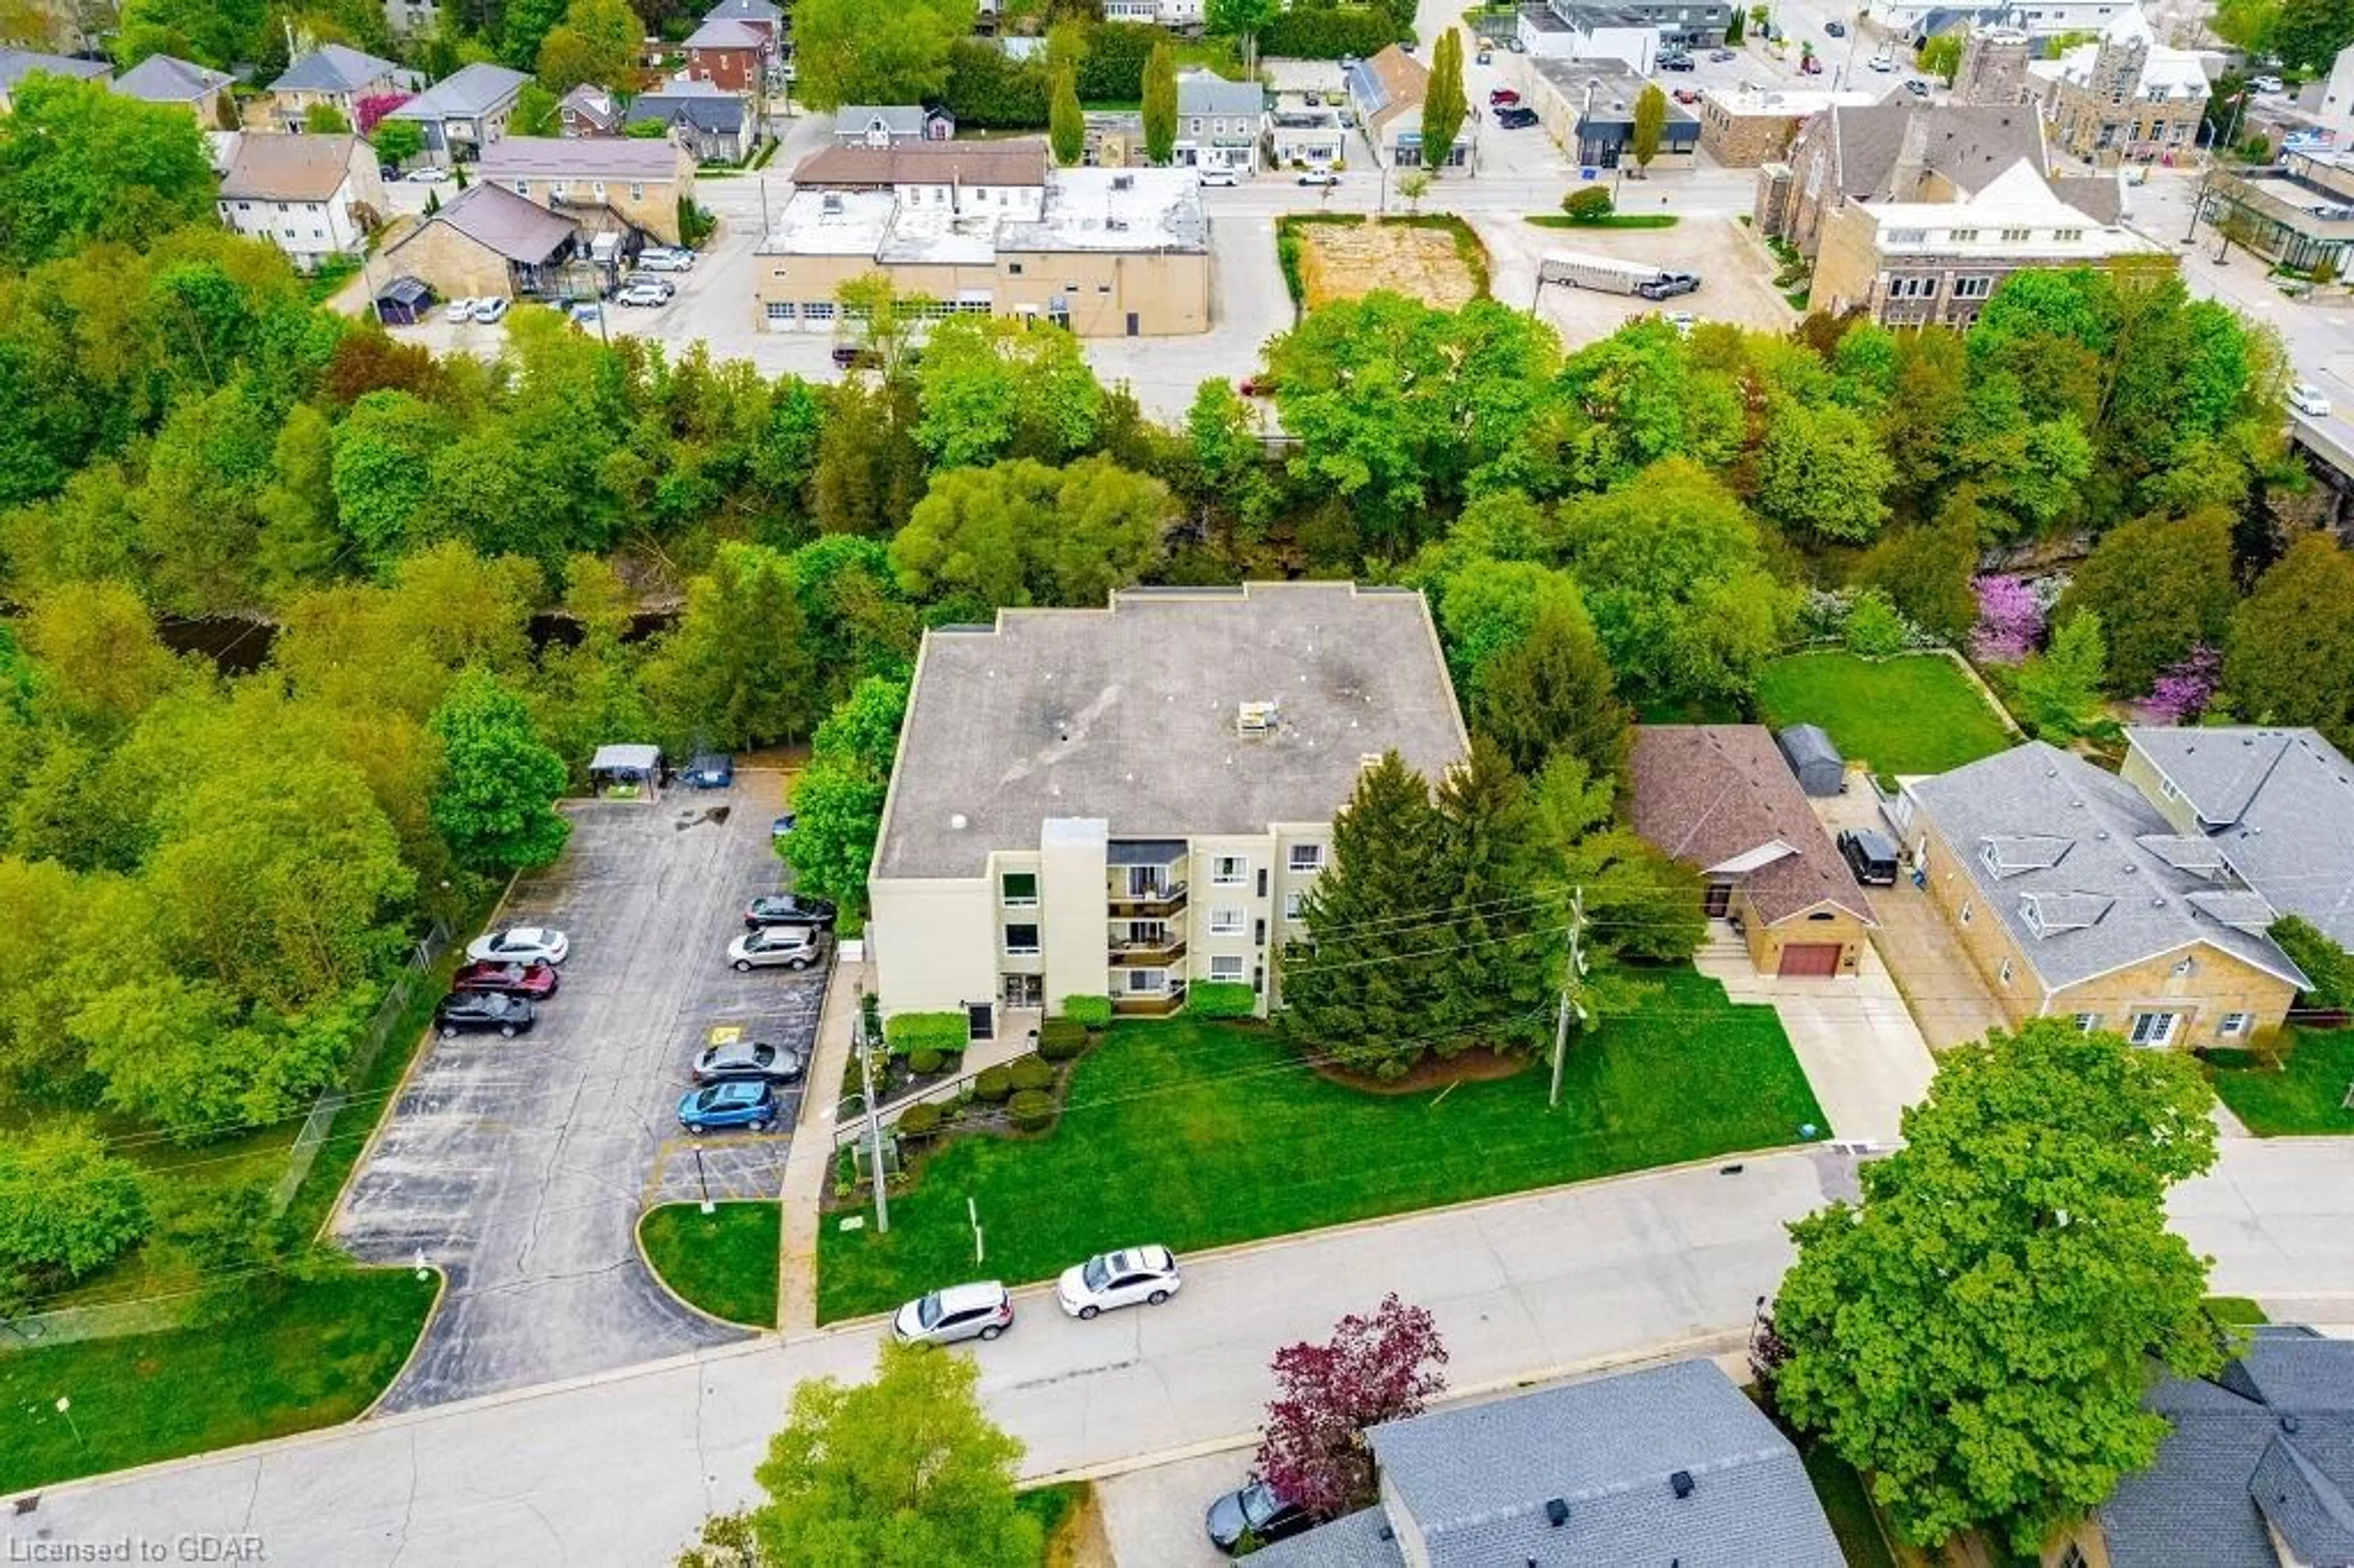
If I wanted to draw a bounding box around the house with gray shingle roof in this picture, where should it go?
[2124,726,2354,956]
[2058,1326,2354,1568]
[265,44,414,133]
[111,53,232,124]
[834,104,954,147]
[1250,1360,1845,1568]
[627,82,755,164]
[1904,741,2309,1048]
[385,63,531,167]
[1175,69,1263,175]
[0,47,109,111]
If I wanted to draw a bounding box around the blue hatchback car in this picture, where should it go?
[678,1079,779,1133]
[682,752,734,789]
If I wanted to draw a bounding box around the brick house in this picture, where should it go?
[682,17,766,95]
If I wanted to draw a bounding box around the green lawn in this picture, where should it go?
[2207,1029,2354,1136]
[1755,651,2014,785]
[0,1269,436,1494]
[1799,1436,1898,1568]
[818,969,1824,1321]
[1018,1481,1089,1562]
[639,1202,781,1327]
[1525,213,1682,229]
[2209,1295,2271,1325]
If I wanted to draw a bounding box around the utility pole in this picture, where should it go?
[1548,886,1587,1109]
[858,997,889,1234]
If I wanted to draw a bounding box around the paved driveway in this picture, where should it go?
[334,776,824,1411]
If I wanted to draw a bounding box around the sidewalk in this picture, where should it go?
[776,953,867,1333]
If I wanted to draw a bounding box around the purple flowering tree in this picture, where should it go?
[1969,574,2044,665]
[2144,644,2222,724]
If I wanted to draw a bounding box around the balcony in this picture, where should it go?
[1112,982,1189,1016]
[1107,880,1188,917]
[1110,937,1187,967]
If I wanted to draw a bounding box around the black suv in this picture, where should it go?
[1837,828,1901,887]
[744,893,840,931]
[1497,105,1539,128]
[435,990,536,1039]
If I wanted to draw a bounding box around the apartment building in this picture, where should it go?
[865,584,1468,1033]
[216,132,385,268]
[477,136,697,246]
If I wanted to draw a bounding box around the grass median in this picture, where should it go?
[2207,1029,2354,1136]
[817,968,1824,1322]
[639,1201,782,1328]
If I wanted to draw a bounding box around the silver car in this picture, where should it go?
[727,927,824,972]
[893,1281,1013,1345]
[693,1038,809,1083]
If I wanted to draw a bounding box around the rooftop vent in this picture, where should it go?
[950,812,969,831]
[1112,173,1133,190]
[1238,701,1280,737]
[1671,1470,1696,1500]
[1545,1499,1570,1527]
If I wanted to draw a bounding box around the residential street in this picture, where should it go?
[13,1140,2354,1566]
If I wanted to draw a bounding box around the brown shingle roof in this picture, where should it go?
[219,133,363,201]
[388,181,577,264]
[791,140,1048,189]
[1629,726,1875,927]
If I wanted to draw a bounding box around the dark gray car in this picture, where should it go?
[692,1038,809,1083]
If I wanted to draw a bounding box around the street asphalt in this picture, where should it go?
[333,775,823,1412]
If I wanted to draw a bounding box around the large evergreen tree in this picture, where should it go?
[1419,31,1465,177]
[1141,40,1177,165]
[1466,592,1628,782]
[1279,753,1441,1078]
[1049,63,1084,167]
[1425,737,1550,1057]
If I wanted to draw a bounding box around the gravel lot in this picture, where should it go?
[1476,212,1798,347]
[335,773,825,1411]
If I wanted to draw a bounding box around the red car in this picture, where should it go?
[451,960,560,1000]
[1488,88,1520,107]
[1672,86,1701,104]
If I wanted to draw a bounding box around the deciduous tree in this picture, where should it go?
[1256,1295,1449,1521]
[1419,30,1465,175]
[914,314,1105,470]
[1629,82,1666,173]
[0,75,216,266]
[1770,1018,2225,1555]
[1753,398,1894,543]
[791,0,969,110]
[428,668,573,872]
[0,1125,148,1293]
[643,543,819,749]
[2008,611,2107,741]
[2224,532,2354,750]
[2058,508,2235,695]
[889,455,1169,611]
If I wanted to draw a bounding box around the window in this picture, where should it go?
[1209,907,1244,935]
[2052,227,2082,243]
[1002,872,1038,907]
[1998,957,2013,986]
[2128,1011,2179,1046]
[2073,1012,2099,1032]
[630,181,645,202]
[1885,226,1927,243]
[1954,275,1994,300]
[1887,276,1939,300]
[1282,891,1306,920]
[1211,856,1246,885]
[1126,967,1165,993]
[763,301,794,321]
[550,182,567,199]
[592,180,606,199]
[1007,262,1024,275]
[802,301,836,320]
[1288,845,1324,873]
[1947,227,1978,242]
[2158,775,2179,802]
[1003,923,1040,955]
[513,180,530,196]
[2220,1012,2251,1036]
[1998,227,2031,242]
[1209,956,1245,982]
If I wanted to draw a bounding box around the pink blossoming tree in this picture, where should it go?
[1969,574,2043,664]
[1254,1294,1449,1521]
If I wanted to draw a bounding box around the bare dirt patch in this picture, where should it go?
[1297,219,1482,310]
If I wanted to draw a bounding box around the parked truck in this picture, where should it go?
[1538,250,1669,295]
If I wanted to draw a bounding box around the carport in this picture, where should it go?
[589,742,664,799]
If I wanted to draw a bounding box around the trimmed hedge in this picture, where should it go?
[1259,7,1404,58]
[1061,995,1113,1029]
[1186,981,1257,1019]
[1008,1089,1056,1133]
[1007,1054,1054,1093]
[885,1012,967,1055]
[897,1102,945,1136]
[908,1048,945,1076]
[974,1065,1015,1103]
[1038,1017,1087,1059]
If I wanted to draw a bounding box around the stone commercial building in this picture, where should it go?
[2028,7,2209,163]
[756,144,1209,337]
[864,584,1466,1029]
[1697,86,1876,169]
[1952,24,2032,106]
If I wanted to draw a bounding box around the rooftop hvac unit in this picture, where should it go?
[1237,701,1279,736]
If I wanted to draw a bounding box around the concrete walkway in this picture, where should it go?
[776,954,867,1333]
[1698,926,1938,1147]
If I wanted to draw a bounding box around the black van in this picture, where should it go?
[1837,828,1900,887]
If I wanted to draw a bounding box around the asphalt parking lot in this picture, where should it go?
[335,771,826,1412]
[1481,213,1797,347]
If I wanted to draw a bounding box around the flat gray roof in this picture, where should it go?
[874,584,1468,880]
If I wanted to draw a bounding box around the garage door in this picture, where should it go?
[1778,943,1843,978]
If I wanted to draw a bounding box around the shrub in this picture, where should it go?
[974,1065,1015,1102]
[1843,588,1908,658]
[908,1047,945,1076]
[1259,6,1403,58]
[896,1102,945,1136]
[2272,914,2354,1010]
[1061,994,1114,1029]
[1186,980,1257,1019]
[0,1126,150,1286]
[1561,187,1615,222]
[1007,1054,1054,1093]
[1038,1017,1088,1059]
[1008,1089,1056,1132]
[885,1011,968,1055]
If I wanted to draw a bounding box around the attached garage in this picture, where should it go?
[1777,942,1845,978]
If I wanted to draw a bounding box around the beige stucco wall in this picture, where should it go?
[2118,744,2204,835]
[1807,199,1881,316]
[1914,816,2295,1043]
[870,876,1000,1016]
[507,172,688,245]
[1190,831,1278,1006]
[1739,894,1870,976]
[384,221,519,299]
[1042,818,1113,1012]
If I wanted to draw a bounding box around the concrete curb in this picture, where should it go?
[352,1265,451,1423]
[633,1202,786,1336]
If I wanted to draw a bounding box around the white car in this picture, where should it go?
[727,926,825,972]
[444,296,478,322]
[467,926,571,966]
[893,1281,1013,1345]
[408,166,451,183]
[636,247,695,272]
[2252,74,2285,94]
[2291,382,2333,419]
[1663,310,1696,337]
[1297,169,1339,187]
[472,297,510,324]
[615,282,669,308]
[1057,1245,1183,1319]
[1868,55,1895,71]
[1198,168,1240,187]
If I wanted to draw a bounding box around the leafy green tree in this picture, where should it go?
[2274,0,2354,69]
[535,0,639,93]
[303,102,352,133]
[1281,753,1443,1078]
[0,1125,149,1292]
[369,116,424,164]
[644,543,820,750]
[1629,83,1666,173]
[533,554,655,777]
[2212,0,2280,55]
[17,578,196,734]
[1558,457,1794,704]
[812,378,926,538]
[1852,504,1979,647]
[501,0,569,67]
[812,673,911,779]
[1770,1018,2225,1555]
[709,1339,1040,1567]
[1420,30,1465,175]
[114,0,265,68]
[1425,737,1550,1056]
[2008,611,2106,741]
[2058,508,2235,695]
[254,403,348,597]
[428,668,573,873]
[1916,32,1961,81]
[1548,318,1741,492]
[2269,913,2354,1010]
[331,390,457,569]
[1842,587,1906,657]
[791,0,970,110]
[1205,0,1277,64]
[1048,61,1083,166]
[1141,39,1176,164]
[0,75,217,265]
[1468,593,1628,782]
[509,79,560,135]
[889,455,1170,611]
[1529,750,1704,965]
[783,757,889,919]
[2224,533,2354,750]
[914,314,1105,470]
[1753,398,1894,543]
